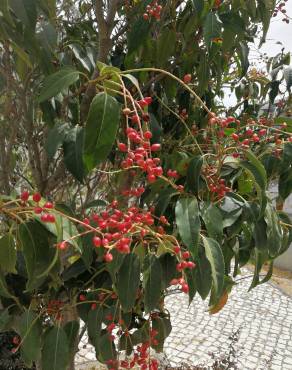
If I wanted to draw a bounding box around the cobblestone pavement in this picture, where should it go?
[75,273,292,370]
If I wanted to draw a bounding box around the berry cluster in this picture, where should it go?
[143,1,162,21]
[20,191,56,223]
[273,1,290,23]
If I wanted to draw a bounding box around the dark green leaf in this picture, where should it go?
[83,93,120,171]
[95,332,117,363]
[195,246,212,300]
[0,234,17,273]
[63,126,85,182]
[116,254,140,312]
[202,237,225,301]
[175,197,200,258]
[186,156,203,194]
[192,0,204,15]
[203,13,222,47]
[151,317,172,353]
[17,310,42,367]
[0,269,15,299]
[202,203,223,242]
[87,305,103,344]
[38,67,80,102]
[45,123,70,159]
[143,255,162,313]
[128,18,151,54]
[18,221,56,291]
[64,321,80,355]
[159,253,177,289]
[42,326,69,370]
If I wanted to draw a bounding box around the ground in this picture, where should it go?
[75,267,292,370]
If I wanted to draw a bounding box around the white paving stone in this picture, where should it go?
[75,272,292,369]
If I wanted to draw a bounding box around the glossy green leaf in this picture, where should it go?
[195,247,212,300]
[203,12,222,47]
[38,67,80,102]
[0,269,15,299]
[202,203,223,242]
[127,18,151,54]
[42,326,69,370]
[45,123,70,159]
[116,254,140,312]
[159,253,177,289]
[64,320,80,355]
[202,237,225,301]
[156,28,176,67]
[175,197,200,258]
[0,234,16,273]
[264,203,282,257]
[143,255,162,313]
[151,317,172,353]
[83,93,120,171]
[192,0,204,15]
[186,156,203,194]
[63,126,85,182]
[87,305,103,344]
[17,310,42,367]
[10,0,37,31]
[0,308,11,331]
[96,332,117,363]
[18,221,56,291]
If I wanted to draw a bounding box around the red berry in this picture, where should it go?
[143,13,149,20]
[144,131,152,140]
[183,74,192,84]
[34,207,43,214]
[32,193,41,202]
[187,261,196,269]
[104,253,113,262]
[150,143,161,151]
[47,214,55,223]
[147,174,156,183]
[58,241,67,250]
[92,236,101,247]
[231,133,239,141]
[144,96,153,105]
[44,201,54,209]
[181,283,189,293]
[12,336,20,345]
[20,191,29,202]
[40,213,49,222]
[118,143,128,152]
[173,245,181,254]
[79,294,86,301]
[182,251,190,259]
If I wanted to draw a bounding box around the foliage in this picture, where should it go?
[0,1,292,369]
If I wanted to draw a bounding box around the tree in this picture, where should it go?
[0,1,291,369]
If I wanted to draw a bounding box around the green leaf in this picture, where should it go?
[264,203,282,257]
[192,0,204,15]
[0,308,11,331]
[83,93,120,171]
[185,268,197,303]
[202,236,225,301]
[240,150,267,216]
[237,42,249,77]
[203,13,222,47]
[151,317,172,353]
[87,305,103,344]
[18,221,56,291]
[128,18,151,54]
[156,28,176,67]
[0,234,16,273]
[175,197,200,258]
[253,217,268,252]
[16,310,42,367]
[279,168,292,200]
[64,321,80,355]
[0,269,15,299]
[45,123,70,159]
[159,253,177,289]
[96,332,117,363]
[38,67,80,102]
[42,326,69,370]
[63,126,85,182]
[116,254,140,312]
[284,67,292,91]
[10,0,37,31]
[195,246,212,300]
[186,156,203,194]
[202,203,223,242]
[143,255,162,313]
